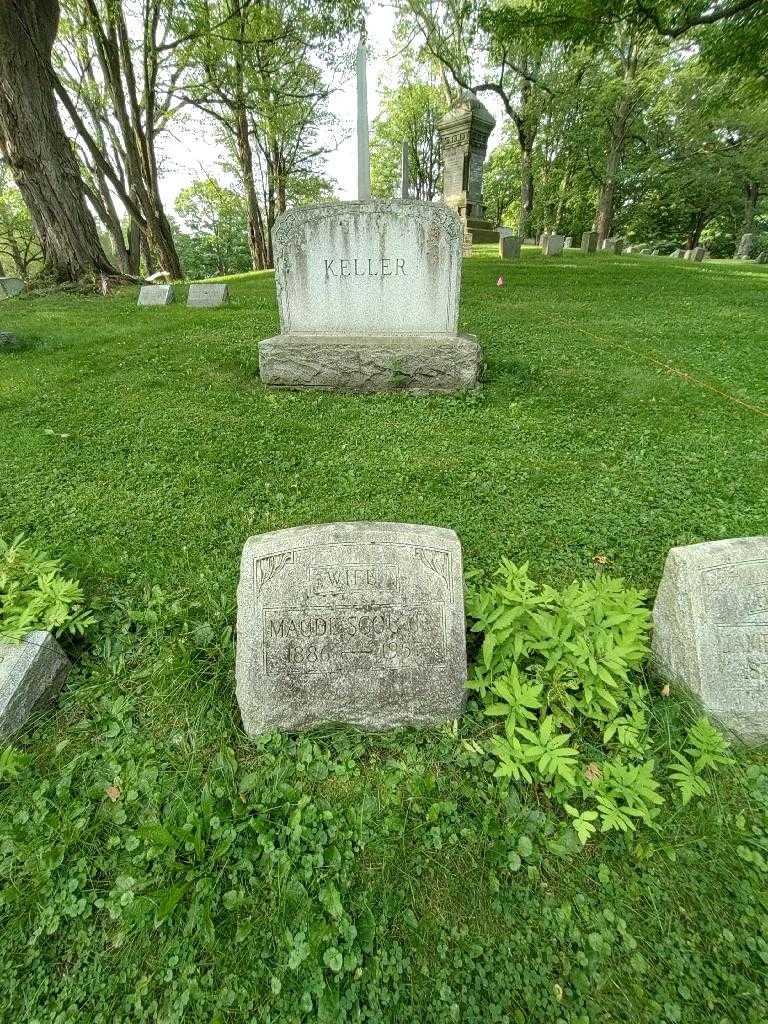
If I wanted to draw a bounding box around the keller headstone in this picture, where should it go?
[602,237,624,255]
[653,537,768,743]
[138,284,174,306]
[735,233,754,259]
[543,234,564,256]
[499,235,522,260]
[581,231,598,254]
[235,522,468,735]
[0,277,24,299]
[438,91,498,245]
[0,631,70,740]
[187,283,229,308]
[260,200,481,393]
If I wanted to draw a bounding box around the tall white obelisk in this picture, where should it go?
[356,40,371,201]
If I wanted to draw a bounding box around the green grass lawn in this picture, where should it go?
[1,248,767,1022]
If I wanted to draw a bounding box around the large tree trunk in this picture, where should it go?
[235,110,268,270]
[0,0,118,281]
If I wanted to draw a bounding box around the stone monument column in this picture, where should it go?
[438,91,498,246]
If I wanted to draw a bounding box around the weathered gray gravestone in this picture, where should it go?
[653,538,768,743]
[735,233,754,259]
[543,234,564,256]
[0,631,70,740]
[671,249,685,259]
[581,231,598,254]
[684,247,705,262]
[756,251,768,265]
[602,237,624,255]
[138,284,174,306]
[259,200,481,393]
[187,283,229,308]
[0,277,24,299]
[235,522,468,735]
[564,236,572,248]
[499,235,522,259]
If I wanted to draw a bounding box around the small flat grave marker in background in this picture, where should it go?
[236,522,468,735]
[542,235,564,256]
[499,235,521,260]
[0,277,24,299]
[653,537,768,743]
[138,284,174,306]
[0,631,70,740]
[602,237,624,255]
[187,283,229,308]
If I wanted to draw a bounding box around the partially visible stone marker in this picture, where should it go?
[236,522,468,735]
[0,631,70,740]
[601,237,624,255]
[671,248,685,259]
[653,537,768,743]
[0,277,24,299]
[499,235,522,259]
[564,236,572,248]
[756,251,767,265]
[684,247,704,262]
[542,234,564,256]
[735,233,754,259]
[187,283,229,308]
[581,231,598,254]
[138,284,174,306]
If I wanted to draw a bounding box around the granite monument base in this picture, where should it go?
[259,333,482,394]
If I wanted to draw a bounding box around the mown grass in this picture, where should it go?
[0,248,767,1023]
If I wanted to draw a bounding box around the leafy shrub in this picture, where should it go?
[466,560,734,843]
[0,534,93,644]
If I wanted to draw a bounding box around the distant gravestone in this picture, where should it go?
[499,235,522,260]
[651,249,660,256]
[543,234,564,256]
[653,537,768,743]
[235,522,468,735]
[0,632,70,740]
[138,284,174,306]
[684,247,705,262]
[735,233,754,259]
[671,249,685,259]
[756,251,768,264]
[563,236,572,248]
[602,237,624,255]
[581,231,598,254]
[0,277,24,299]
[260,200,481,394]
[187,283,229,308]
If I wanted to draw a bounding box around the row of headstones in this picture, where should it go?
[2,526,766,744]
[499,233,712,261]
[138,283,229,307]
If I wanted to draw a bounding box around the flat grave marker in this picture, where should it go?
[236,522,468,735]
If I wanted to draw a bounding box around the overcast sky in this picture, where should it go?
[156,2,503,210]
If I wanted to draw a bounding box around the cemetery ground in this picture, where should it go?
[1,248,768,1023]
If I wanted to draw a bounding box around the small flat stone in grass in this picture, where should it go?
[187,283,229,308]
[138,284,174,306]
[0,631,70,740]
[653,537,768,743]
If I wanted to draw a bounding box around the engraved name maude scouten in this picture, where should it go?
[324,257,406,279]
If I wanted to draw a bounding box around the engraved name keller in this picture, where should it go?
[324,257,406,279]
